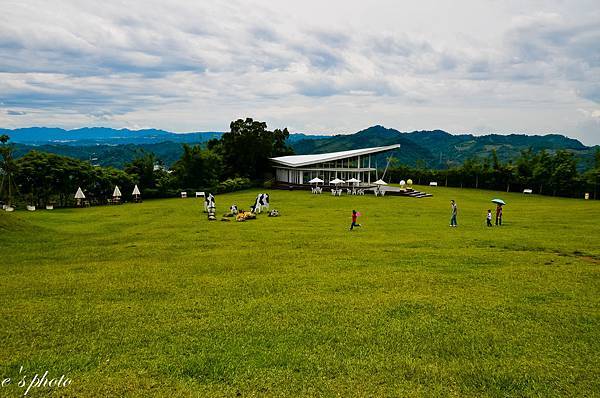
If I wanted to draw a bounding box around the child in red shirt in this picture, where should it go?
[350,210,361,231]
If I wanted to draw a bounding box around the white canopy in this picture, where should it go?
[132,184,141,195]
[308,177,324,184]
[113,185,122,197]
[74,187,86,199]
[346,178,361,183]
[374,179,388,185]
[329,178,345,185]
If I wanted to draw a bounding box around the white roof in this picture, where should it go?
[271,144,400,167]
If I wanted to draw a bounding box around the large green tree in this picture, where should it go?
[214,118,293,179]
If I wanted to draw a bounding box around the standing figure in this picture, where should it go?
[486,209,493,227]
[450,200,458,227]
[495,204,503,226]
[349,210,361,231]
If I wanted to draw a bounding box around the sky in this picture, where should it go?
[1,0,599,144]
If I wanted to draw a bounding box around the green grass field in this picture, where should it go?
[1,186,599,397]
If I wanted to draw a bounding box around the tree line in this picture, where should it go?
[0,119,293,207]
[387,148,600,199]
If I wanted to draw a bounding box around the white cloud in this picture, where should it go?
[0,0,599,144]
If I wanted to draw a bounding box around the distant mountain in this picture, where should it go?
[292,125,434,167]
[0,127,328,146]
[290,125,596,169]
[5,127,328,168]
[6,125,597,170]
[0,127,222,145]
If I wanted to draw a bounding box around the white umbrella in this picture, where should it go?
[74,187,86,199]
[132,184,141,195]
[308,177,324,184]
[329,178,345,185]
[374,179,388,185]
[113,185,122,197]
[347,178,361,184]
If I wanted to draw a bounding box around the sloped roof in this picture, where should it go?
[271,144,400,167]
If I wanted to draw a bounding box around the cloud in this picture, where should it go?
[0,0,599,143]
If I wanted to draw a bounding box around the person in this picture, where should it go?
[486,209,493,227]
[450,200,458,227]
[495,204,503,226]
[349,209,361,231]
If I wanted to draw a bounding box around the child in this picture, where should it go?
[486,209,493,227]
[350,210,361,231]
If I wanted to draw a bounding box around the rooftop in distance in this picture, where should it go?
[270,144,401,168]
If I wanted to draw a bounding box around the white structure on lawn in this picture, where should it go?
[271,144,400,185]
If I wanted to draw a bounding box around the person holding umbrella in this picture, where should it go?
[492,198,506,226]
[495,204,503,226]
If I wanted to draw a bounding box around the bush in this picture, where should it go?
[215,178,253,193]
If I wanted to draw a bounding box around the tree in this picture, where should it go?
[0,135,18,206]
[125,151,158,189]
[216,118,293,180]
[171,144,222,189]
[532,150,552,194]
[550,150,579,196]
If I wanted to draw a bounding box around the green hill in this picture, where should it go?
[291,126,597,169]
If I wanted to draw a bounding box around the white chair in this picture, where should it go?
[331,189,336,196]
[196,191,205,198]
[346,188,352,195]
[181,192,187,198]
[380,190,386,196]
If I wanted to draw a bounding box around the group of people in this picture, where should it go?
[450,199,503,227]
[349,200,505,231]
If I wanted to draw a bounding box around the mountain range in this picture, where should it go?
[3,125,598,170]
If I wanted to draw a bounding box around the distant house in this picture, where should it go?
[270,144,400,185]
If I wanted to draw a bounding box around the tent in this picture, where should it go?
[132,184,141,202]
[329,178,345,185]
[308,177,324,184]
[374,179,387,185]
[74,187,86,199]
[346,178,361,184]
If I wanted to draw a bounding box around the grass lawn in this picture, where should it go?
[1,186,599,397]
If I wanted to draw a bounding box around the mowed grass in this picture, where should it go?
[1,186,599,397]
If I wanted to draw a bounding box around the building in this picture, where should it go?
[270,144,400,185]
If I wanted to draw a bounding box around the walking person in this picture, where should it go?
[495,204,503,226]
[450,200,458,227]
[349,209,361,231]
[486,209,493,227]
